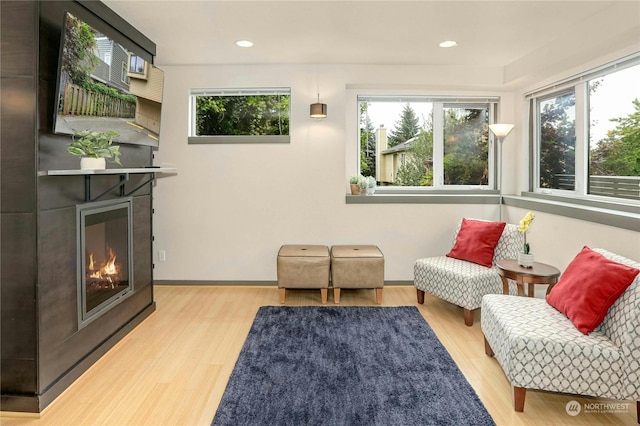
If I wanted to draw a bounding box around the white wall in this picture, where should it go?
[151,62,639,283]
[504,206,639,270]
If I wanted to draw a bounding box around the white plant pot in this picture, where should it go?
[518,253,535,268]
[80,157,106,170]
[366,186,376,195]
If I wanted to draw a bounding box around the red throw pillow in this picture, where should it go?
[446,219,506,268]
[546,246,640,334]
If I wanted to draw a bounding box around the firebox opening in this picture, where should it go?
[77,198,134,329]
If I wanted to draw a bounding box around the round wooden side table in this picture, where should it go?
[496,259,561,297]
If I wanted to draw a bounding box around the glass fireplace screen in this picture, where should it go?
[77,198,133,328]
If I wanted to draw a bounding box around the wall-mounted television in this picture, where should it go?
[54,11,163,147]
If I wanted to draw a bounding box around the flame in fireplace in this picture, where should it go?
[102,248,118,276]
[87,247,121,289]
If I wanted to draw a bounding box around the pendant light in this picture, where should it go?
[310,92,327,119]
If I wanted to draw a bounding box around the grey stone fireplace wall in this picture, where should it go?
[1,1,157,412]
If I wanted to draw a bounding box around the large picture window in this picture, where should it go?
[189,88,290,144]
[358,96,496,189]
[532,58,640,202]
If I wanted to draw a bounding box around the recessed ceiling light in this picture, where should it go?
[236,40,254,48]
[439,40,458,48]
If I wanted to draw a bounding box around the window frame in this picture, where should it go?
[120,61,129,84]
[529,54,640,206]
[129,54,147,76]
[188,87,291,144]
[353,91,500,192]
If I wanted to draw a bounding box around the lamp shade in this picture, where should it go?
[489,123,514,138]
[310,102,327,118]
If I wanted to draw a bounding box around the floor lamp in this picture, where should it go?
[489,124,514,222]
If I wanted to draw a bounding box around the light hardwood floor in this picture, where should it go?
[1,285,636,425]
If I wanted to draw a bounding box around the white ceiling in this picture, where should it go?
[103,0,639,72]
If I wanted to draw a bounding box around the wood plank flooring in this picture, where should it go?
[1,285,636,425]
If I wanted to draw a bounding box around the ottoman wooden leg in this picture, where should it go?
[334,288,341,304]
[375,288,383,304]
[320,288,328,304]
[279,288,286,304]
[416,288,425,304]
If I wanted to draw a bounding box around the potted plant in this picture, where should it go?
[365,176,376,195]
[517,211,535,267]
[357,175,368,195]
[67,130,122,170]
[358,176,376,196]
[349,175,362,195]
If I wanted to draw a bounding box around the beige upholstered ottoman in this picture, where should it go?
[330,245,384,304]
[277,245,330,304]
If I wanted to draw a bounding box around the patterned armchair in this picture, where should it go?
[414,218,522,326]
[481,249,640,421]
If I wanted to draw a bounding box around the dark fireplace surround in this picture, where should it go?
[1,1,157,412]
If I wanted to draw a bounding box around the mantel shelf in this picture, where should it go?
[39,167,177,176]
[38,167,177,202]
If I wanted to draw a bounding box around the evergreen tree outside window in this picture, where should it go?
[359,102,377,176]
[388,104,421,147]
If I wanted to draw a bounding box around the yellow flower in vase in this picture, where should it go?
[517,211,535,254]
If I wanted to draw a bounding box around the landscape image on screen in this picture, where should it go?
[54,12,163,147]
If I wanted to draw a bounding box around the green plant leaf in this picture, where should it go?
[67,146,87,157]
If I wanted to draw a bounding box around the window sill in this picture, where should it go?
[188,135,290,144]
[346,193,498,204]
[506,193,639,232]
[344,191,639,232]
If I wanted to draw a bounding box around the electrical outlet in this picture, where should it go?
[158,250,166,262]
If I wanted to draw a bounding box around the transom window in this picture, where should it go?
[189,88,291,144]
[358,96,497,189]
[531,57,640,203]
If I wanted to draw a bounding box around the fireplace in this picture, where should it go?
[77,198,134,328]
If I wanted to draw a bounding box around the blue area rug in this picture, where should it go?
[212,306,495,426]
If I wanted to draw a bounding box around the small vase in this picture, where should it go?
[359,186,367,196]
[366,186,375,195]
[518,253,534,268]
[350,183,361,195]
[80,157,106,170]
